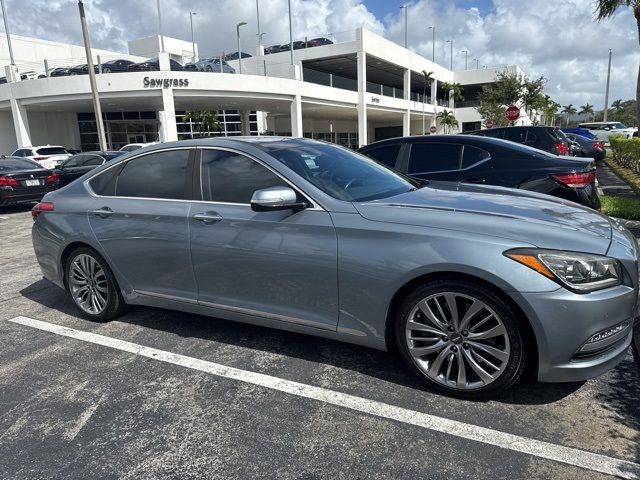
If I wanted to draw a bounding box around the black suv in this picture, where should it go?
[357,135,600,209]
[465,126,570,156]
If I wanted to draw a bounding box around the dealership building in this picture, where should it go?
[0,28,532,152]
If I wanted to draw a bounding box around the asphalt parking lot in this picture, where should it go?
[1,204,639,480]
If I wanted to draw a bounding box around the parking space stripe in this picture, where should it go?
[8,315,640,479]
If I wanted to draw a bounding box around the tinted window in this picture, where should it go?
[461,146,490,168]
[0,158,43,172]
[89,165,121,196]
[408,143,462,174]
[480,129,504,139]
[524,130,538,144]
[121,145,142,152]
[36,147,68,156]
[503,129,526,143]
[362,144,401,168]
[62,155,86,167]
[116,149,190,199]
[83,155,104,166]
[201,149,287,204]
[104,152,126,161]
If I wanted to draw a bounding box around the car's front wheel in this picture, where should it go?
[394,279,526,399]
[65,247,127,321]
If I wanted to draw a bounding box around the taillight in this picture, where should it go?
[33,156,48,161]
[594,142,604,150]
[552,171,596,188]
[0,175,18,187]
[45,171,59,185]
[555,143,569,156]
[32,201,54,220]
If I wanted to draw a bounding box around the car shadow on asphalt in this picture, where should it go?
[21,279,609,407]
[0,203,36,214]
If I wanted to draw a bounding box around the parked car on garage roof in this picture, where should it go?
[0,156,59,207]
[358,135,600,210]
[128,58,183,71]
[224,51,252,61]
[307,37,334,47]
[101,59,136,73]
[465,126,571,156]
[32,137,637,399]
[11,145,71,169]
[194,57,235,73]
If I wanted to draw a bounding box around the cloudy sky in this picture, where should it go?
[3,0,638,109]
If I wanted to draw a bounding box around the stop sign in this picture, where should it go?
[429,126,437,134]
[505,105,520,122]
[485,120,494,129]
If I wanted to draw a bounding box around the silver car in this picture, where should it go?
[31,138,638,398]
[194,57,235,74]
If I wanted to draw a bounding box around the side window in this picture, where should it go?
[504,128,526,143]
[524,130,538,144]
[461,146,490,169]
[481,129,504,139]
[116,149,190,199]
[201,149,287,203]
[407,143,462,174]
[361,144,401,168]
[83,155,104,166]
[89,165,122,196]
[14,149,26,157]
[64,155,86,167]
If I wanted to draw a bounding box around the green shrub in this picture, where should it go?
[610,136,640,173]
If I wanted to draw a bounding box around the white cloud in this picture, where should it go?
[2,0,638,108]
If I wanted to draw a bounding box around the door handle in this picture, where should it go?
[90,207,113,218]
[193,212,223,224]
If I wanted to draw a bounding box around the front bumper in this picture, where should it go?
[516,285,636,383]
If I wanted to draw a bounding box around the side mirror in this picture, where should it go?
[250,186,308,212]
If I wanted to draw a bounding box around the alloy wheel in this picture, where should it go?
[69,254,109,315]
[405,292,511,391]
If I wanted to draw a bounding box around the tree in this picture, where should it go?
[579,103,595,121]
[475,69,530,126]
[436,110,459,134]
[183,110,221,136]
[561,104,577,127]
[522,76,547,118]
[595,0,640,127]
[451,82,464,103]
[612,98,624,112]
[421,70,435,134]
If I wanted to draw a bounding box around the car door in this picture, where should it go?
[189,147,339,330]
[403,142,463,181]
[87,147,198,301]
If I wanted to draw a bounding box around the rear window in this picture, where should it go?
[104,152,126,161]
[121,145,142,152]
[0,158,43,172]
[362,144,401,168]
[408,143,462,174]
[36,147,68,156]
[461,146,490,168]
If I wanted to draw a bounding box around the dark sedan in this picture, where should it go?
[358,135,600,209]
[565,133,606,161]
[101,59,135,73]
[55,151,125,186]
[466,126,571,156]
[50,65,85,77]
[0,157,59,206]
[128,58,183,71]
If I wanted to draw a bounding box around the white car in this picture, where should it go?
[11,145,71,169]
[119,142,158,152]
[578,122,636,142]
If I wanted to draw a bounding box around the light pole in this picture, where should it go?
[400,5,408,48]
[287,0,294,65]
[156,0,164,52]
[461,50,468,70]
[603,48,612,122]
[473,58,479,69]
[256,0,262,49]
[0,0,15,65]
[236,21,247,74]
[189,11,197,62]
[78,1,107,151]
[428,26,435,62]
[446,40,453,70]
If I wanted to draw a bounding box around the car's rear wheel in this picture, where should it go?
[394,279,525,399]
[65,247,127,322]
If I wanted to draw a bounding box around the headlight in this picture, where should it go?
[504,249,622,293]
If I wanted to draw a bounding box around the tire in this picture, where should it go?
[205,65,213,72]
[65,247,128,322]
[394,279,526,399]
[103,68,111,73]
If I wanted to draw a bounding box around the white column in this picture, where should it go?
[357,50,367,147]
[159,51,171,71]
[290,95,303,137]
[240,110,251,136]
[158,89,177,142]
[403,68,410,100]
[5,66,31,146]
[431,79,437,106]
[403,110,411,137]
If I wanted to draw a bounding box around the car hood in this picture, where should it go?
[354,182,613,254]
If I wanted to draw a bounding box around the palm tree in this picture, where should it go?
[579,103,594,121]
[612,99,624,112]
[421,70,435,134]
[440,81,452,106]
[561,104,577,127]
[184,110,221,137]
[451,82,464,103]
[595,0,640,126]
[436,110,459,134]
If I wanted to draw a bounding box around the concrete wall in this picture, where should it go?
[128,36,198,63]
[0,111,17,153]
[28,112,80,150]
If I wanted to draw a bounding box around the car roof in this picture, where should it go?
[357,134,526,148]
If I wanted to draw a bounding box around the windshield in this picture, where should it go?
[258,140,418,202]
[0,158,43,172]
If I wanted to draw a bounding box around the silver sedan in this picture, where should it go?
[31,137,638,398]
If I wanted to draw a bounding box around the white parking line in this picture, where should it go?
[8,315,640,479]
[0,216,8,220]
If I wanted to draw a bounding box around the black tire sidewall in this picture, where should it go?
[394,279,525,399]
[65,247,124,322]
